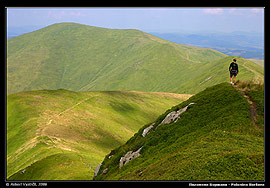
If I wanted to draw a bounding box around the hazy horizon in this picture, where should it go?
[7,8,264,34]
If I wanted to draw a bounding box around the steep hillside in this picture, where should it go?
[94,82,264,181]
[7,89,191,180]
[7,22,227,95]
[172,56,264,94]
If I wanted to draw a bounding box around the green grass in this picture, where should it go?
[248,59,264,67]
[172,56,264,94]
[6,22,264,181]
[94,82,264,181]
[8,153,94,180]
[7,22,227,95]
[236,80,264,129]
[7,23,263,95]
[7,89,190,180]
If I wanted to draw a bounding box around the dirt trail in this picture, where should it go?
[236,88,258,127]
[8,97,92,175]
[37,97,90,149]
[47,97,90,125]
[58,97,90,116]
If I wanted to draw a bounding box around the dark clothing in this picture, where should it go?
[230,70,237,77]
[229,62,238,77]
[229,62,239,72]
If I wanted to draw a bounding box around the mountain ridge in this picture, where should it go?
[6,22,264,181]
[150,32,264,60]
[8,22,228,95]
[94,82,264,181]
[7,89,191,180]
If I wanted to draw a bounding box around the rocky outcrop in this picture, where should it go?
[102,168,108,175]
[119,147,143,168]
[142,123,155,137]
[159,102,195,126]
[93,164,108,177]
[95,103,195,177]
[142,103,195,137]
[94,163,102,177]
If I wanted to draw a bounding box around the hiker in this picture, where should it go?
[229,58,239,85]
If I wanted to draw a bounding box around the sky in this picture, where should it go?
[7,7,264,34]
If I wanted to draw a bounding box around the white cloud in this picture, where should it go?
[203,8,223,15]
[228,8,236,14]
[47,10,85,19]
[70,12,82,17]
[251,8,264,14]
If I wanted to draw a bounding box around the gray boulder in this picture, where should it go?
[94,163,102,177]
[102,168,108,175]
[119,147,143,168]
[142,123,155,137]
[159,102,195,125]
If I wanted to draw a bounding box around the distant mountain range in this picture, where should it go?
[6,23,264,181]
[7,23,263,95]
[7,25,45,39]
[8,25,264,60]
[150,32,264,60]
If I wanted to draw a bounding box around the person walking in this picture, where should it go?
[229,58,239,85]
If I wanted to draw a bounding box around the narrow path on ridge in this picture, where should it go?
[37,97,91,151]
[234,85,258,128]
[47,97,90,125]
[57,97,90,116]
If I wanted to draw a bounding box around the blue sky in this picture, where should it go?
[7,7,264,33]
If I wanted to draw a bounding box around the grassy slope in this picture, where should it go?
[248,59,264,67]
[7,89,191,180]
[94,83,264,181]
[172,56,264,94]
[7,22,226,95]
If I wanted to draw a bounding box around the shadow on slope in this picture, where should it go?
[94,82,264,181]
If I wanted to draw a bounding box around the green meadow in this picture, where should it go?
[7,23,263,95]
[94,82,264,181]
[7,89,190,180]
[7,22,264,181]
[8,22,227,95]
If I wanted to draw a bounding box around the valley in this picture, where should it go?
[6,22,264,181]
[7,89,190,180]
[150,32,264,60]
